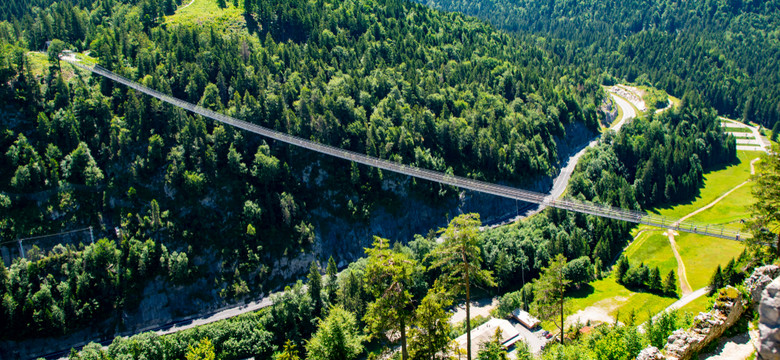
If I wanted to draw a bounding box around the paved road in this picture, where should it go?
[40,295,276,359]
[610,93,638,132]
[523,92,639,218]
[638,287,708,333]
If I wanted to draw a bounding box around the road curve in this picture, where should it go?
[525,93,638,218]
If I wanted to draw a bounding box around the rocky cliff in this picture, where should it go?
[759,276,780,360]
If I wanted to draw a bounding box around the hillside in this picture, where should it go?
[417,0,780,128]
[0,0,605,342]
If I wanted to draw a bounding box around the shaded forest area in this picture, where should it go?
[418,0,780,128]
[0,0,608,339]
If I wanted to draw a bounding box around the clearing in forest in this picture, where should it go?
[566,150,759,325]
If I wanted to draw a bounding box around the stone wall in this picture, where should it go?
[637,265,780,360]
[662,287,746,360]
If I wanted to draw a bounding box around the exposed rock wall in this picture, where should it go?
[747,265,780,304]
[759,276,780,360]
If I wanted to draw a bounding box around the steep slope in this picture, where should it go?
[0,0,603,341]
[417,0,780,127]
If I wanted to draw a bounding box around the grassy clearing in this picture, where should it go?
[564,275,677,326]
[569,149,755,324]
[668,94,681,108]
[648,150,760,220]
[625,231,677,276]
[26,52,49,77]
[688,182,754,231]
[674,232,745,290]
[165,0,246,32]
[723,127,754,133]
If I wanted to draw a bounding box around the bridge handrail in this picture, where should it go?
[69,61,746,241]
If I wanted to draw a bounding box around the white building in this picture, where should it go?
[512,309,541,329]
[453,318,522,359]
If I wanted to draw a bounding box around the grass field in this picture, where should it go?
[165,0,246,32]
[674,232,745,289]
[624,231,678,276]
[568,150,757,321]
[647,150,761,220]
[26,51,98,82]
[564,275,677,326]
[688,182,755,231]
[677,292,713,316]
[723,127,754,133]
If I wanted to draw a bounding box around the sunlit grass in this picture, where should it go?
[723,127,753,133]
[561,275,677,327]
[677,292,713,316]
[674,233,744,290]
[625,231,677,277]
[165,0,246,32]
[688,182,754,231]
[647,150,761,220]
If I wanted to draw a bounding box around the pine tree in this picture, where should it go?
[363,237,416,360]
[325,256,338,305]
[746,147,780,258]
[308,260,322,317]
[663,270,677,296]
[275,340,301,360]
[723,258,737,285]
[217,0,227,9]
[533,253,570,344]
[648,266,662,292]
[615,256,630,284]
[429,214,496,359]
[408,290,453,359]
[708,265,723,296]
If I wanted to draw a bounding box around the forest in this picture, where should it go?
[0,0,606,341]
[0,0,751,358]
[417,0,780,128]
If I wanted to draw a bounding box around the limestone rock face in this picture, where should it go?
[746,265,780,303]
[636,346,664,360]
[759,276,780,360]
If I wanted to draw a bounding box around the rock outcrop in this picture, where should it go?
[759,276,780,360]
[746,265,780,304]
[636,346,664,360]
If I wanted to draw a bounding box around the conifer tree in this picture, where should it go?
[308,261,322,317]
[663,271,677,296]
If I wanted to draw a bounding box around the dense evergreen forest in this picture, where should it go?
[0,0,608,341]
[0,0,741,357]
[417,0,780,128]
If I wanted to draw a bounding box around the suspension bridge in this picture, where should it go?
[68,61,745,241]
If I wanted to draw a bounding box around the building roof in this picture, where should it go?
[512,308,541,328]
[453,318,521,359]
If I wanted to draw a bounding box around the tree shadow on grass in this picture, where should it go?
[646,158,742,216]
[566,283,595,299]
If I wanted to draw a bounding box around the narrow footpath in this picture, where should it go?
[665,157,759,297]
